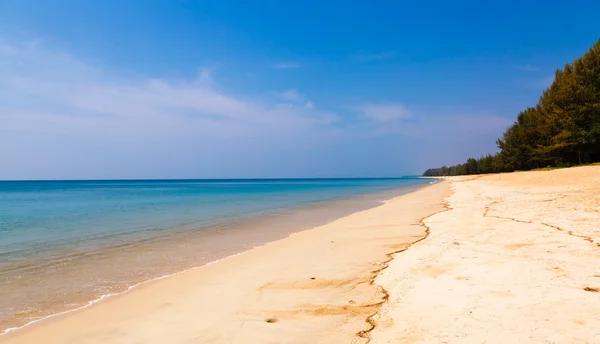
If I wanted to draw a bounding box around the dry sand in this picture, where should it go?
[371,165,600,344]
[1,182,449,344]
[4,165,599,344]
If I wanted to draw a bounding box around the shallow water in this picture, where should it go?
[0,178,429,333]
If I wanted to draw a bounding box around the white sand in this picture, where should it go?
[371,166,600,343]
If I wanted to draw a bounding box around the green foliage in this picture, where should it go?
[424,38,600,177]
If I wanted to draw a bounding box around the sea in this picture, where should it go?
[0,177,431,334]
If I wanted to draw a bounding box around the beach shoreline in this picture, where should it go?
[4,166,599,343]
[0,179,429,335]
[1,180,448,343]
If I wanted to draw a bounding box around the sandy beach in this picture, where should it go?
[3,166,600,343]
[1,182,448,344]
[371,166,600,343]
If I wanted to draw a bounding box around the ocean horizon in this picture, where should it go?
[0,177,430,333]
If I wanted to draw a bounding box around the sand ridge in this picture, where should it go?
[358,195,452,342]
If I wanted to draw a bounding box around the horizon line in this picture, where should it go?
[0,176,424,182]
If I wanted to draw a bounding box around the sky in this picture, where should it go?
[1,1,599,179]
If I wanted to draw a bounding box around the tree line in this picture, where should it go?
[424,38,600,177]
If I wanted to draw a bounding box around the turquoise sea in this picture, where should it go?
[0,178,429,333]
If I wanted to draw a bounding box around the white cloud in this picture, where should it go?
[520,75,554,91]
[347,110,511,142]
[274,62,300,69]
[277,89,305,103]
[514,64,540,72]
[197,67,214,83]
[537,75,555,89]
[276,90,317,111]
[0,41,354,179]
[352,51,396,63]
[0,42,337,142]
[0,40,513,179]
[359,103,412,122]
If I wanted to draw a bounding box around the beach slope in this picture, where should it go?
[1,182,449,344]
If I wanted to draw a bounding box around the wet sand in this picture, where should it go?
[1,182,449,343]
[0,183,424,333]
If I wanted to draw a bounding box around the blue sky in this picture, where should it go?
[1,1,599,179]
